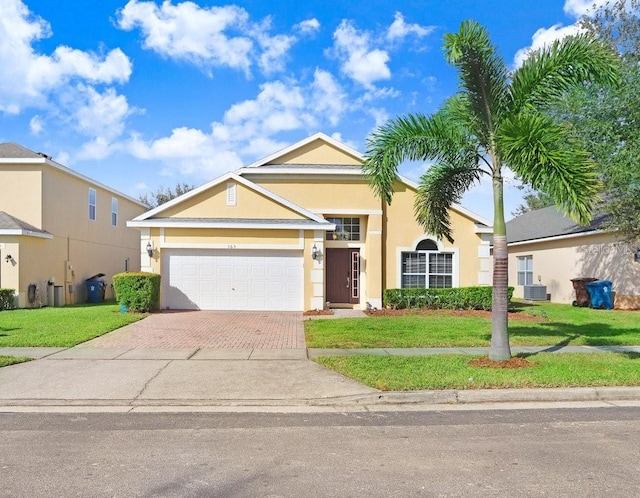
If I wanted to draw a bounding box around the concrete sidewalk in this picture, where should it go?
[1,345,640,411]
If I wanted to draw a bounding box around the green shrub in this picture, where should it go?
[382,286,514,311]
[113,272,160,313]
[0,289,15,311]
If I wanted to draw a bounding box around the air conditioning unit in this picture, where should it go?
[524,285,547,301]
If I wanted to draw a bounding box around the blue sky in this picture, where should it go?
[0,0,605,221]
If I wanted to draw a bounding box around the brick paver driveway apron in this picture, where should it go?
[82,311,305,349]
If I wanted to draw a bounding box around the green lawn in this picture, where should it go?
[305,302,640,348]
[315,352,640,391]
[0,302,146,347]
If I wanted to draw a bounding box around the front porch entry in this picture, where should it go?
[326,248,360,306]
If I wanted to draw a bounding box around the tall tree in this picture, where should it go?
[363,20,618,360]
[511,187,554,217]
[551,0,640,242]
[139,182,195,209]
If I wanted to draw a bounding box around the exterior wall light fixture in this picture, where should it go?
[311,244,319,260]
[146,242,153,257]
[4,254,12,263]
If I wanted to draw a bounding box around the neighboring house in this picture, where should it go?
[0,143,147,308]
[128,133,493,311]
[506,206,640,309]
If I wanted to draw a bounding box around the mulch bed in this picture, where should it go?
[365,308,545,322]
[468,356,535,369]
[303,309,334,316]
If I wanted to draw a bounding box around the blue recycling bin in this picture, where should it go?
[85,279,105,303]
[586,280,613,310]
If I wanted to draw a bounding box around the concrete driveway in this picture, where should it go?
[81,310,305,349]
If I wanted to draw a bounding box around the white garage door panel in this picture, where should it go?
[162,249,304,311]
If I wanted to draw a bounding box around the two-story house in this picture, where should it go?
[0,143,147,308]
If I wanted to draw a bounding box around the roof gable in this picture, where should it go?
[0,211,52,238]
[131,172,328,225]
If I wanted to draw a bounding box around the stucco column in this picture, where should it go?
[366,214,383,309]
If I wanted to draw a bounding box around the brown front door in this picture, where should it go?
[326,248,360,305]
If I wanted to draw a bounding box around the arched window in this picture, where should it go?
[401,238,453,289]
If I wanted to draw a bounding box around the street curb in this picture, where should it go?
[1,386,639,410]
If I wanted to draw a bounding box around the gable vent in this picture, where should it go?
[226,182,237,206]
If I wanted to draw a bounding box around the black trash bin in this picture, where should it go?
[85,273,106,303]
[570,278,598,307]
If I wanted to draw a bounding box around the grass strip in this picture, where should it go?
[0,302,146,347]
[314,352,640,391]
[0,356,32,368]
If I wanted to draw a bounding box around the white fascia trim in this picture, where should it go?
[238,168,363,176]
[128,220,336,231]
[132,171,328,225]
[475,224,494,234]
[243,132,363,168]
[311,208,383,215]
[0,229,53,239]
[397,174,493,228]
[507,229,608,247]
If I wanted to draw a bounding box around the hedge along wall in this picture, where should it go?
[113,272,160,313]
[383,286,515,311]
[0,288,15,311]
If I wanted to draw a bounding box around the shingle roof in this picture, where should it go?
[506,206,608,244]
[0,143,46,159]
[0,211,50,235]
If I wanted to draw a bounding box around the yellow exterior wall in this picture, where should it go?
[245,177,380,212]
[0,166,42,227]
[383,181,486,290]
[159,181,305,220]
[269,140,361,165]
[163,228,301,246]
[509,232,640,309]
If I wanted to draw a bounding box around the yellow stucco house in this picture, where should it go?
[128,133,493,311]
[0,143,147,308]
[506,206,640,309]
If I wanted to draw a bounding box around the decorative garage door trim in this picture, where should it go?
[162,249,304,311]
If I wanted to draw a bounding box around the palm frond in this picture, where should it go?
[414,161,483,243]
[511,33,619,113]
[363,108,478,204]
[498,112,602,224]
[443,20,510,143]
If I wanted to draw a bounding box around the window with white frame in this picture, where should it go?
[88,188,96,221]
[326,217,360,241]
[111,197,118,226]
[401,244,453,289]
[517,255,533,285]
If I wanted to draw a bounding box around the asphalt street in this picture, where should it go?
[1,406,639,497]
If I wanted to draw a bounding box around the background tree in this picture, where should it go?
[139,182,195,209]
[511,187,554,217]
[363,20,618,360]
[550,0,640,241]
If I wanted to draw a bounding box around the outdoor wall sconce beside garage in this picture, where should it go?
[311,244,319,260]
[146,241,154,257]
[4,254,13,263]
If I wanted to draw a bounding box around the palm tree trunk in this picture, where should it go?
[490,174,511,360]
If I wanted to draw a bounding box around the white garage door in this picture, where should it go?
[162,249,304,311]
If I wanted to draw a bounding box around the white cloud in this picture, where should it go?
[386,12,434,42]
[117,0,301,77]
[295,18,320,35]
[513,23,584,68]
[124,72,348,178]
[29,115,43,135]
[563,0,610,17]
[331,20,391,88]
[0,0,131,113]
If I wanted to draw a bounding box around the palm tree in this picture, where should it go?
[363,20,618,360]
